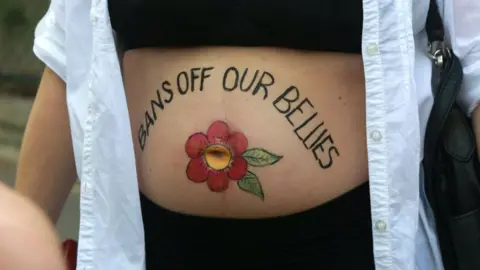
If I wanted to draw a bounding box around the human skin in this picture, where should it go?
[0,182,66,270]
[472,107,480,161]
[15,67,77,224]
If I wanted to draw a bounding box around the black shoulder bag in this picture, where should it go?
[423,1,480,270]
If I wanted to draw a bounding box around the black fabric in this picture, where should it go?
[108,0,363,53]
[140,183,374,270]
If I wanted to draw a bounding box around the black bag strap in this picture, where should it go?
[423,3,465,269]
[423,1,463,186]
[426,0,444,45]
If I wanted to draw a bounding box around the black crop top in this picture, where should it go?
[109,0,363,53]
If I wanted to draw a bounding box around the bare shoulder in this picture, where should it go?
[0,182,66,270]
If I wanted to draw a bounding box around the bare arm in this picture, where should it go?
[0,182,66,270]
[15,67,77,223]
[473,107,480,161]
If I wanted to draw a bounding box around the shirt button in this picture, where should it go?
[375,220,387,232]
[366,43,379,56]
[82,182,93,196]
[90,13,98,23]
[370,130,383,142]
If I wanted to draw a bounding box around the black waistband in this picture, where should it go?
[141,182,374,270]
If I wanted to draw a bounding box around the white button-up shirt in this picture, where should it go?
[33,0,480,269]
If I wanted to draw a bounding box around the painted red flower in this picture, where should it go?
[185,121,248,192]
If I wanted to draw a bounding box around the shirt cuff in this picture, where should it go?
[32,9,66,81]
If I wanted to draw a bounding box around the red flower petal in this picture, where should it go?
[186,157,209,183]
[207,171,229,192]
[227,132,248,155]
[227,156,248,180]
[185,133,209,158]
[207,121,229,144]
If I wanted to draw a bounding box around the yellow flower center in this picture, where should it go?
[204,144,232,171]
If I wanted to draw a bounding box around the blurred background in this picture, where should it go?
[0,0,79,240]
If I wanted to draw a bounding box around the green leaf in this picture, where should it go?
[237,171,264,200]
[242,148,283,167]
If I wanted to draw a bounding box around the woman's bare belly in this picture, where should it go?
[123,47,368,218]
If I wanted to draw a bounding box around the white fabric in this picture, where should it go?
[32,0,480,269]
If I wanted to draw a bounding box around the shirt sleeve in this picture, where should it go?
[442,0,480,115]
[33,0,67,82]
